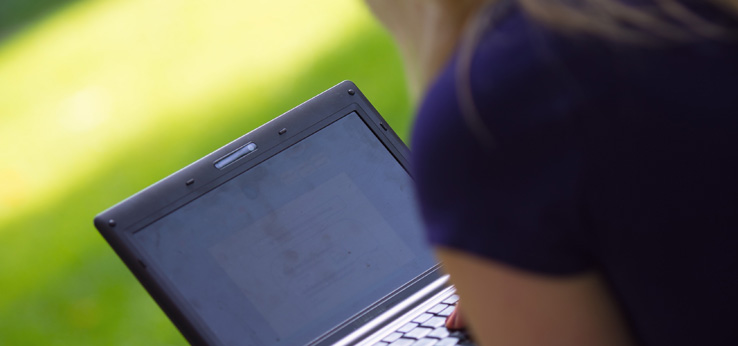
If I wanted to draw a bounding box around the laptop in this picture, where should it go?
[94,81,470,346]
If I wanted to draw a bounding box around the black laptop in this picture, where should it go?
[94,81,466,346]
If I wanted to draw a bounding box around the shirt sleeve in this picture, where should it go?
[411,10,596,275]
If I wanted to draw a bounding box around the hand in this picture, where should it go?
[446,301,467,330]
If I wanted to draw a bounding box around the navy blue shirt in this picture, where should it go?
[412,3,738,346]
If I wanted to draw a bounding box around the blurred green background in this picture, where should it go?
[0,0,412,344]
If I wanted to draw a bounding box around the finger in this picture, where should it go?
[446,302,466,330]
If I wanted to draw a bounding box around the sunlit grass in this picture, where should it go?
[0,0,412,344]
[0,0,373,225]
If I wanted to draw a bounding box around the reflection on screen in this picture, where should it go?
[134,112,436,345]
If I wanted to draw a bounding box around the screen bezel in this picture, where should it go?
[94,81,441,346]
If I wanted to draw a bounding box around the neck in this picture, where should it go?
[366,0,491,100]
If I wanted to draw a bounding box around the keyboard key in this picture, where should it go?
[437,306,456,317]
[421,316,447,329]
[372,343,389,346]
[442,295,460,305]
[448,331,468,340]
[397,322,419,333]
[389,338,416,346]
[427,303,448,314]
[383,332,403,343]
[412,338,438,346]
[412,313,434,324]
[436,337,460,346]
[428,327,450,339]
[405,327,433,339]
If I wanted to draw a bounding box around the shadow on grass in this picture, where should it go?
[0,0,82,42]
[0,23,411,345]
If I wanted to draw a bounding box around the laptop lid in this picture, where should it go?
[94,81,442,346]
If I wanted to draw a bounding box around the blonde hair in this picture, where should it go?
[518,0,738,42]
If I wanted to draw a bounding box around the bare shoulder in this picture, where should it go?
[437,247,635,346]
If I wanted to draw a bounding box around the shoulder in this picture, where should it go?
[410,4,606,275]
[411,0,738,274]
[413,0,738,188]
[414,3,609,159]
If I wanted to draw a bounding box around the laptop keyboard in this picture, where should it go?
[370,294,475,346]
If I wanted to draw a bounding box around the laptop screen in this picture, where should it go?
[133,112,437,345]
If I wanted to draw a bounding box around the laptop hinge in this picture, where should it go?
[331,275,451,346]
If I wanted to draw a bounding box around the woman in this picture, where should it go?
[366,0,738,345]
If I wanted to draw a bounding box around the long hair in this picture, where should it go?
[519,0,738,41]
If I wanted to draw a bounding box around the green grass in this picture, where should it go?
[0,0,79,40]
[0,0,413,344]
